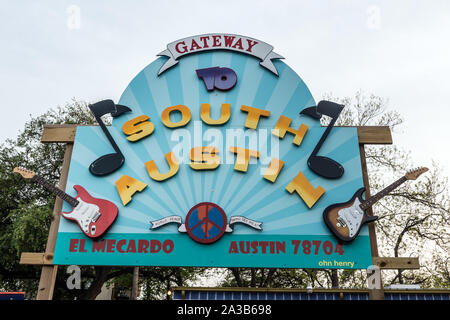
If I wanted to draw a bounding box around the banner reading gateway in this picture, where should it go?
[157,34,284,76]
[53,33,372,269]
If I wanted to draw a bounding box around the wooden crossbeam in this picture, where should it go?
[41,124,393,145]
[20,250,418,270]
[357,126,392,145]
[41,125,77,143]
[373,257,420,270]
[20,252,54,265]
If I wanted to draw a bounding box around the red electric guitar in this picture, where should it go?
[14,167,118,239]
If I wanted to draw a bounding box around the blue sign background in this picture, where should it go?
[54,50,372,269]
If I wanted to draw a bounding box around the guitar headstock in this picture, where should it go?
[405,167,429,180]
[13,167,36,179]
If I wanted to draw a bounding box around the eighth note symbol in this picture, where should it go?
[89,100,132,176]
[300,100,345,179]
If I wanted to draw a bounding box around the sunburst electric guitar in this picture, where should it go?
[323,167,428,242]
[13,167,118,239]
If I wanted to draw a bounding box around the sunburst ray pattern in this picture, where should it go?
[56,50,371,266]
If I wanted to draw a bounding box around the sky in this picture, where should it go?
[1,0,449,178]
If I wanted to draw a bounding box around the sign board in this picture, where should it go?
[53,34,372,269]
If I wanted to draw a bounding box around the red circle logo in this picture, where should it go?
[185,202,227,244]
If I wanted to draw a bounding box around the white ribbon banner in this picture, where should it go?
[150,215,186,232]
[225,216,263,232]
[150,215,262,233]
[157,33,284,76]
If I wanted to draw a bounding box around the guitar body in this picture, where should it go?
[61,185,118,239]
[323,188,378,242]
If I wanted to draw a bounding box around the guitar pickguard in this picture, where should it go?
[62,199,101,236]
[336,198,364,238]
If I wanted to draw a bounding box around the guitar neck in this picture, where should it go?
[32,175,79,207]
[360,176,407,210]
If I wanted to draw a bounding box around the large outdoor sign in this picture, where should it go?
[53,33,373,269]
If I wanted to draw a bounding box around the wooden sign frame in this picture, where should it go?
[21,124,420,300]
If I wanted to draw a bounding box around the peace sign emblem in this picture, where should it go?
[185,202,227,244]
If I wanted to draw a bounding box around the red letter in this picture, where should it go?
[212,35,221,47]
[269,241,275,254]
[276,241,286,254]
[117,239,127,253]
[223,35,235,47]
[239,241,250,254]
[138,240,149,253]
[107,239,116,253]
[199,36,210,48]
[229,241,239,253]
[246,39,258,52]
[150,240,161,253]
[251,241,259,254]
[79,239,87,253]
[259,241,269,254]
[69,239,79,252]
[163,240,174,253]
[126,240,137,253]
[190,39,201,51]
[175,41,188,54]
[92,240,106,252]
[232,38,244,50]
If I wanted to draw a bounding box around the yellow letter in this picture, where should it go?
[272,115,308,146]
[115,175,147,206]
[201,103,231,125]
[190,146,220,170]
[229,146,260,172]
[161,105,191,128]
[122,115,154,142]
[285,171,325,208]
[145,152,179,181]
[263,158,285,183]
[240,105,270,129]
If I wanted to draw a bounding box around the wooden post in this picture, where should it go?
[131,267,139,300]
[359,145,385,300]
[36,143,73,300]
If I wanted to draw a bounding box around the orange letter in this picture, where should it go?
[263,158,285,183]
[190,146,220,170]
[122,115,154,142]
[272,115,308,146]
[229,146,260,172]
[145,152,179,181]
[201,103,231,125]
[115,175,147,206]
[240,105,270,129]
[285,171,325,208]
[161,105,191,128]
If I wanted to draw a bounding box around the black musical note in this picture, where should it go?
[299,106,322,120]
[300,100,345,179]
[89,100,132,176]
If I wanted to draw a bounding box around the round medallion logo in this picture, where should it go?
[185,202,227,244]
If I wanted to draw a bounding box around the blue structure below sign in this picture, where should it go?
[173,288,450,301]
